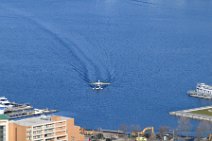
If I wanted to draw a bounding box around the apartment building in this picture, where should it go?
[0,115,9,141]
[0,115,84,141]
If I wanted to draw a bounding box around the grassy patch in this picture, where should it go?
[191,108,212,116]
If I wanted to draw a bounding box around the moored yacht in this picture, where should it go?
[0,96,57,119]
[188,83,212,99]
[0,97,13,107]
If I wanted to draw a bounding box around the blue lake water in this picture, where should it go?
[0,0,212,130]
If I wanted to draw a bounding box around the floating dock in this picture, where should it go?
[170,106,212,122]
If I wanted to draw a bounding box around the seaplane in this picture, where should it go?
[90,80,111,90]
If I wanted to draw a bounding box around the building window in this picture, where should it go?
[0,126,6,141]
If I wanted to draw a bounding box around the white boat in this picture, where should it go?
[0,97,13,107]
[188,83,212,99]
[90,80,111,90]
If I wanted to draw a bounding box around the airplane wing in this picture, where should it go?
[90,82,99,85]
[90,82,110,85]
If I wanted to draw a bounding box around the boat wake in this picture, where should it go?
[0,4,115,87]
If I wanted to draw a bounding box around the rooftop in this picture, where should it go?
[12,115,71,126]
[12,116,52,126]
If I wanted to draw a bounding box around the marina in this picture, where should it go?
[0,97,56,119]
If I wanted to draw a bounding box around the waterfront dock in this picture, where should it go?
[170,106,212,121]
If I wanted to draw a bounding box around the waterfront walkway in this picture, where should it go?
[170,106,212,121]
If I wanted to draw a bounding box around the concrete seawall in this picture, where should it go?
[169,106,212,121]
